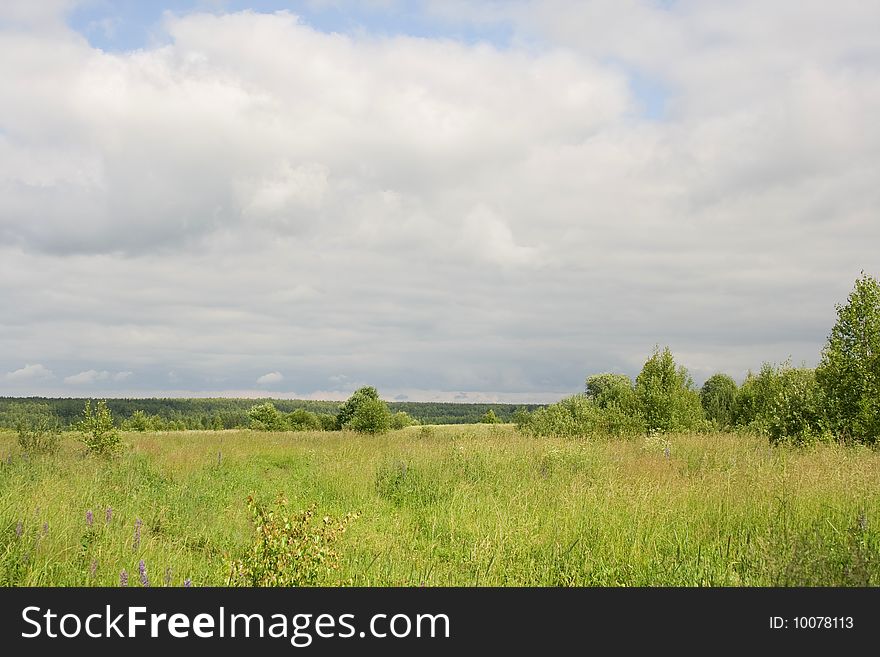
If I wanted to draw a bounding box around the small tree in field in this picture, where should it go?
[816,272,880,444]
[700,373,738,429]
[349,398,392,434]
[78,400,121,456]
[635,347,704,432]
[336,386,380,429]
[479,409,501,424]
[247,402,286,431]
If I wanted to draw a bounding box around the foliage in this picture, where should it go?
[228,495,358,587]
[586,373,635,408]
[317,413,339,431]
[512,407,531,430]
[390,411,416,430]
[336,386,381,429]
[13,403,61,455]
[700,374,738,429]
[735,363,827,444]
[287,409,321,432]
[635,347,704,433]
[77,400,121,456]
[479,409,501,424]
[348,398,392,435]
[247,402,286,431]
[125,410,150,432]
[524,394,644,439]
[816,272,880,444]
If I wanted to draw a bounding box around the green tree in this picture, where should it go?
[126,409,149,432]
[635,347,704,432]
[700,373,738,429]
[390,411,416,430]
[349,398,392,434]
[13,403,61,455]
[77,399,121,456]
[816,272,880,444]
[287,408,321,431]
[479,409,501,424]
[336,386,381,429]
[247,402,286,431]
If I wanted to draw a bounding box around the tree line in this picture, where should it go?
[521,272,880,445]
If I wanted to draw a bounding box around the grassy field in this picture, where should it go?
[1,425,878,586]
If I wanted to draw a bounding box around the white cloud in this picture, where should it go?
[256,371,284,385]
[0,4,878,397]
[64,369,110,385]
[5,363,54,381]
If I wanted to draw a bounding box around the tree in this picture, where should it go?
[336,386,380,429]
[247,402,286,431]
[349,398,392,434]
[14,403,61,455]
[126,409,149,432]
[390,411,416,430]
[700,373,738,429]
[479,409,501,424]
[78,399,121,456]
[635,347,704,432]
[287,408,321,431]
[816,272,880,443]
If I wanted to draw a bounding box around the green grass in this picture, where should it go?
[1,425,878,586]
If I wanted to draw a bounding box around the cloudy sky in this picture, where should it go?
[1,1,878,402]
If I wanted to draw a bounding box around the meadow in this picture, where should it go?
[1,424,878,587]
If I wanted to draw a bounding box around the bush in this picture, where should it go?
[287,409,321,432]
[336,386,380,429]
[125,410,150,432]
[586,373,636,408]
[512,407,531,430]
[635,347,704,432]
[816,272,880,444]
[228,495,358,586]
[247,402,286,431]
[14,403,61,455]
[390,411,416,430]
[524,394,644,438]
[317,413,339,431]
[700,373,738,429]
[479,409,501,424]
[348,398,392,434]
[77,400,121,456]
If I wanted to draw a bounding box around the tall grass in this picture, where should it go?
[1,426,877,586]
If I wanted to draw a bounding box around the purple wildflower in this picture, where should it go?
[42,521,49,536]
[133,518,142,551]
[138,559,150,587]
[164,567,172,586]
[105,507,113,524]
[15,520,23,538]
[664,446,671,459]
[86,510,94,527]
[184,579,192,588]
[120,569,129,587]
[90,559,98,579]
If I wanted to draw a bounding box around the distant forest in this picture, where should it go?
[0,397,544,430]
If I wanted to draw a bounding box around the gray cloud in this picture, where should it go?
[1,3,878,400]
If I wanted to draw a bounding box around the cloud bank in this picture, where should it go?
[1,2,878,400]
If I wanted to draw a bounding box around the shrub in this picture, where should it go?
[228,495,358,587]
[512,407,531,430]
[635,347,704,432]
[700,373,738,429]
[348,398,392,434]
[247,402,286,431]
[14,403,61,455]
[816,272,880,444]
[125,410,150,432]
[77,400,121,456]
[479,409,501,424]
[336,386,380,429]
[287,408,321,432]
[586,373,636,408]
[390,411,416,430]
[734,363,780,430]
[317,413,339,431]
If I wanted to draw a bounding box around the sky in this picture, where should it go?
[1,1,879,403]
